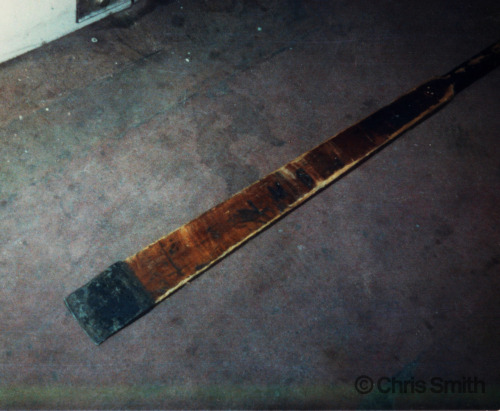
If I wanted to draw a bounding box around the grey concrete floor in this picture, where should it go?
[1,0,499,408]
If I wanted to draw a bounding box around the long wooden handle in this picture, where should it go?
[65,41,500,344]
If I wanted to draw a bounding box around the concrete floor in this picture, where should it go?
[1,0,499,408]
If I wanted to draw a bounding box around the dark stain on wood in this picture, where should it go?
[169,241,180,255]
[295,168,314,188]
[268,181,289,210]
[207,226,221,239]
[233,201,268,224]
[158,242,184,278]
[268,181,287,202]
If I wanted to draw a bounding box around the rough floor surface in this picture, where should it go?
[1,0,499,408]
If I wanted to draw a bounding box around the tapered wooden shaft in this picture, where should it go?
[65,41,500,344]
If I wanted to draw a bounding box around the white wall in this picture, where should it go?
[0,0,132,64]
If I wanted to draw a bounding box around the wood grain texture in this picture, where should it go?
[125,80,458,302]
[127,40,500,303]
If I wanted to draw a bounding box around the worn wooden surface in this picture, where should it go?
[126,79,454,303]
[65,40,500,344]
[127,40,500,304]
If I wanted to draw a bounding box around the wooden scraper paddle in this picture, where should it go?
[65,41,500,344]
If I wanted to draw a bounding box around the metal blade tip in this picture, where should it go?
[65,261,154,344]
